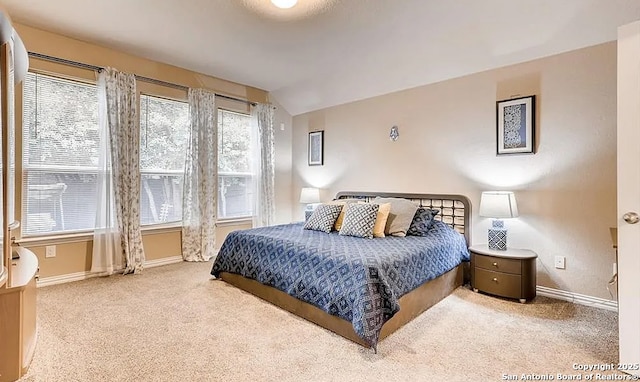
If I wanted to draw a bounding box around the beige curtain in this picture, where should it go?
[91,67,145,275]
[251,103,275,227]
[181,88,218,262]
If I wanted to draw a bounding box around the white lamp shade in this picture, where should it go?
[479,191,519,218]
[299,187,320,204]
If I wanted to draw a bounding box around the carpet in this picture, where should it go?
[19,260,620,382]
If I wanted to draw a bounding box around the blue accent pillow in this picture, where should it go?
[303,204,343,233]
[407,208,440,236]
[339,203,380,239]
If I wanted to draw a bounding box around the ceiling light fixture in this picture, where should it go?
[271,0,298,9]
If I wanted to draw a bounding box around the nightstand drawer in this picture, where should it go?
[474,254,522,275]
[473,268,522,299]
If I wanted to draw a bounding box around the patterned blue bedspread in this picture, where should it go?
[210,220,469,347]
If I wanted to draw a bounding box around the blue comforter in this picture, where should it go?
[210,220,469,347]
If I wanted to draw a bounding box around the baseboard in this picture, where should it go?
[145,255,183,268]
[37,255,183,288]
[37,271,97,288]
[536,285,618,312]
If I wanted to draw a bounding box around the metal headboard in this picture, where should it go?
[335,191,471,245]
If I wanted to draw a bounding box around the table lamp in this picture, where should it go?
[299,187,321,220]
[479,191,519,250]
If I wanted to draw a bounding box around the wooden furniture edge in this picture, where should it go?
[468,245,538,260]
[220,264,463,348]
[0,247,38,382]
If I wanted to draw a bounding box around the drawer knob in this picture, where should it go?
[492,262,498,267]
[492,277,498,282]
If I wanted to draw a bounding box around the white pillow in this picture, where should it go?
[373,197,419,237]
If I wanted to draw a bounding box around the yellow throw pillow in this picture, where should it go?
[329,201,348,231]
[372,203,391,238]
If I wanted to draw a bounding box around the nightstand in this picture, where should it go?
[470,244,537,303]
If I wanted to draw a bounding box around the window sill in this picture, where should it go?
[16,225,182,246]
[17,218,252,246]
[141,223,181,235]
[217,217,253,227]
[17,231,94,246]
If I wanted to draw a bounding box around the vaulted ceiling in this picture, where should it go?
[2,0,640,115]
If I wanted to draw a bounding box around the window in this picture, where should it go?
[22,72,252,235]
[139,95,189,225]
[22,72,99,236]
[218,109,253,219]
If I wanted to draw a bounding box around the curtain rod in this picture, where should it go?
[28,51,258,107]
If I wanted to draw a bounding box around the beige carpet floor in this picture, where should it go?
[19,261,620,382]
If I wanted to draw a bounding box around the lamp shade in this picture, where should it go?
[299,187,320,204]
[479,191,519,219]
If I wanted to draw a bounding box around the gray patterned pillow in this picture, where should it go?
[339,203,380,239]
[303,204,343,233]
[407,208,440,236]
[373,197,419,237]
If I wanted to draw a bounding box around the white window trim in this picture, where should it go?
[16,217,253,246]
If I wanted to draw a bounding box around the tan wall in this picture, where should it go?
[292,42,617,300]
[12,24,281,278]
[272,98,294,224]
[14,23,268,104]
[26,223,251,279]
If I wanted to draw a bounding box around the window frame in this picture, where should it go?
[18,70,257,240]
[138,92,190,227]
[20,71,101,238]
[217,107,254,221]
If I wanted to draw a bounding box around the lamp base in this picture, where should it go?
[304,203,321,221]
[488,228,507,250]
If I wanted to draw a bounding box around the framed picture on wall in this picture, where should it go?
[496,95,535,155]
[308,130,324,166]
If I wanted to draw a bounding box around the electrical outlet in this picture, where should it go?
[554,256,565,269]
[613,262,618,276]
[45,245,56,258]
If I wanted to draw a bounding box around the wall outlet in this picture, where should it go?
[45,245,56,258]
[554,256,566,269]
[613,262,618,276]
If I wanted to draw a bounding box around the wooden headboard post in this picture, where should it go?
[334,192,472,245]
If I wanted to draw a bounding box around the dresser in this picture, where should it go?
[0,247,38,382]
[470,244,537,303]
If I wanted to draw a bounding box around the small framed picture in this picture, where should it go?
[496,95,535,155]
[308,130,324,166]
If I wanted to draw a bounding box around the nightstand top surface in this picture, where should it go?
[469,244,538,259]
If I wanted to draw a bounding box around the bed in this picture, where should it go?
[211,192,471,350]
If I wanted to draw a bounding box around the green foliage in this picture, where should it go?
[140,95,189,171]
[218,110,251,173]
[23,73,100,167]
[23,74,253,175]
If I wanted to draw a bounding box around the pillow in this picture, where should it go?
[329,199,364,231]
[373,197,419,237]
[407,208,440,236]
[339,203,380,239]
[371,202,391,238]
[303,204,344,233]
